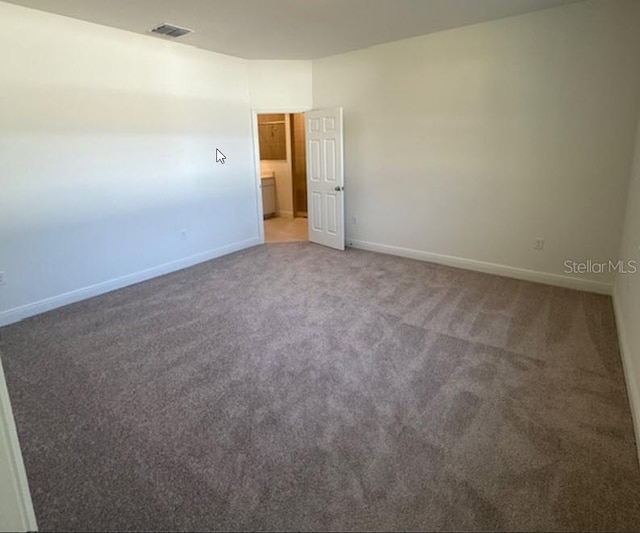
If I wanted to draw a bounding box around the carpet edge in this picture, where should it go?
[0,237,261,327]
[612,285,640,468]
[348,238,613,295]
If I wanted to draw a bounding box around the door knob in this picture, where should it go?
[334,186,344,191]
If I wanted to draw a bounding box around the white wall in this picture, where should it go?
[260,114,294,218]
[0,2,257,323]
[0,3,314,326]
[313,0,640,292]
[614,104,640,463]
[248,61,312,110]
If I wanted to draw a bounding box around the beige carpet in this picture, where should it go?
[1,242,639,531]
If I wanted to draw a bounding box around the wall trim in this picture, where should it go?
[0,357,38,532]
[0,237,260,328]
[612,286,640,467]
[277,210,294,219]
[348,239,612,295]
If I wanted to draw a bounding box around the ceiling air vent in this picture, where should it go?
[150,23,193,38]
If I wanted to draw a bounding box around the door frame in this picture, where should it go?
[289,113,307,219]
[0,357,38,532]
[251,108,310,243]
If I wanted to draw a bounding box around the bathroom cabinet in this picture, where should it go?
[261,173,276,218]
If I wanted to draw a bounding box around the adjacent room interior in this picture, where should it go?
[1,0,640,532]
[258,112,309,243]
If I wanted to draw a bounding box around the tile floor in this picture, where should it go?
[264,216,308,243]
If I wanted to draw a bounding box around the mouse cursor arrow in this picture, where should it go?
[216,149,226,164]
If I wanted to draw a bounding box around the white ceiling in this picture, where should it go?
[3,0,583,59]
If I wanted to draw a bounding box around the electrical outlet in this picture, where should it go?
[534,238,545,251]
[181,230,187,241]
[351,215,358,225]
[0,271,5,285]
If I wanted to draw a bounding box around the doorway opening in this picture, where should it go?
[256,112,308,243]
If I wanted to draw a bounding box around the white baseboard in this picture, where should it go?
[348,239,612,295]
[612,287,640,467]
[0,237,260,327]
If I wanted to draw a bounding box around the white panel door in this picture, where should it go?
[306,108,345,250]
